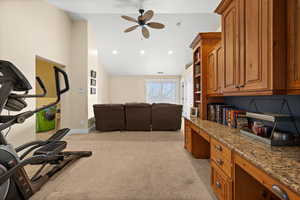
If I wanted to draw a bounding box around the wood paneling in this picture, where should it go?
[239,0,269,91]
[222,0,240,93]
[190,33,221,119]
[217,45,224,94]
[235,153,300,200]
[211,161,233,200]
[211,138,233,178]
[287,0,300,94]
[207,51,218,94]
[207,43,223,96]
[235,164,280,200]
[184,120,192,152]
[217,0,287,96]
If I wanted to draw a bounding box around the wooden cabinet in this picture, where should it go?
[220,0,240,93]
[235,163,281,200]
[287,0,300,94]
[207,43,223,96]
[184,119,300,200]
[211,138,233,178]
[216,0,287,95]
[184,119,210,159]
[184,119,192,153]
[190,33,221,119]
[207,50,218,94]
[210,138,233,200]
[211,161,233,200]
[235,153,299,200]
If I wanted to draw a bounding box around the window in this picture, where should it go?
[145,79,179,104]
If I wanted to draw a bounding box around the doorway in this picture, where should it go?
[35,57,65,139]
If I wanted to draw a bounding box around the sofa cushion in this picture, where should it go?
[151,103,183,131]
[125,103,152,131]
[93,104,125,131]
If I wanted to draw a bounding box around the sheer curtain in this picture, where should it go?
[145,79,179,104]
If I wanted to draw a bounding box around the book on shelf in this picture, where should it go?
[208,103,247,128]
[228,110,246,128]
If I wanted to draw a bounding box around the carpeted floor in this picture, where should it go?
[30,131,217,200]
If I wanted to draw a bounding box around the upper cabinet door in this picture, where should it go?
[207,50,218,95]
[239,0,269,91]
[222,0,240,93]
[287,0,300,94]
[216,46,224,94]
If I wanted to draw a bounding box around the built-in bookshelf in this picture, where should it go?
[190,33,221,119]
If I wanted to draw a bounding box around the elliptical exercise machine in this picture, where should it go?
[0,60,92,200]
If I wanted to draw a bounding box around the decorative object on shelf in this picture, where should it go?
[240,98,300,146]
[121,9,165,39]
[91,79,96,86]
[90,88,96,95]
[190,107,198,118]
[91,70,96,78]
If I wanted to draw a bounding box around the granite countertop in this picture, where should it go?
[184,116,300,196]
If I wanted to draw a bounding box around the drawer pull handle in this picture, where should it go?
[216,181,222,189]
[215,145,223,152]
[216,159,224,166]
[271,185,289,200]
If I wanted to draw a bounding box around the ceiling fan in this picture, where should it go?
[121,9,165,39]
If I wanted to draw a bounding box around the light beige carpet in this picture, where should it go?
[30,131,216,200]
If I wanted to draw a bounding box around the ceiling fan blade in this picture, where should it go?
[147,22,165,29]
[124,25,139,33]
[121,15,138,23]
[142,10,154,22]
[142,26,150,39]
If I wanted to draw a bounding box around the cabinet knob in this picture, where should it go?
[271,185,289,200]
[215,145,223,152]
[216,159,224,166]
[216,181,222,189]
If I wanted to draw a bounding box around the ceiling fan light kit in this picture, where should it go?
[121,9,165,39]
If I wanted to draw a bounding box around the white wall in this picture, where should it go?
[0,0,72,146]
[0,0,110,144]
[109,75,181,104]
[87,24,98,119]
[69,20,89,130]
[98,63,110,104]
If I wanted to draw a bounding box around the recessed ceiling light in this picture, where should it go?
[168,50,173,55]
[140,50,145,55]
[112,50,118,55]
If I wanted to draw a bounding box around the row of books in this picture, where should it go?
[207,104,248,129]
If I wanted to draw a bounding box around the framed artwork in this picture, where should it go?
[90,87,96,95]
[91,79,96,86]
[91,70,96,78]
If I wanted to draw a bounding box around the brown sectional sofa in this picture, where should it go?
[125,103,152,131]
[93,103,182,132]
[151,103,182,131]
[93,104,125,131]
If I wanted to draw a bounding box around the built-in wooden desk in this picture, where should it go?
[184,117,300,200]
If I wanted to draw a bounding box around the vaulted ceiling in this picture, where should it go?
[48,0,221,75]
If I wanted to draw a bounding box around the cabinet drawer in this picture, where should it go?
[235,153,300,200]
[211,138,233,177]
[211,138,232,162]
[211,162,232,200]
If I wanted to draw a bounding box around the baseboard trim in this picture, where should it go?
[68,129,89,135]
